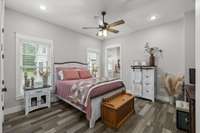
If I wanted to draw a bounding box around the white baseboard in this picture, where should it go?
[4,105,24,115]
[156,95,170,102]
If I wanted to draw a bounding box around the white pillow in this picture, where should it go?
[58,70,64,80]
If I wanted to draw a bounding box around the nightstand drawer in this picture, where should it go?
[142,70,154,81]
[143,89,153,100]
[143,83,153,90]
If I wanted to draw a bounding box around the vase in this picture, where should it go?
[169,96,175,105]
[149,54,155,66]
[43,77,48,87]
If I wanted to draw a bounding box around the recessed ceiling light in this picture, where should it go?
[150,15,157,21]
[40,5,46,10]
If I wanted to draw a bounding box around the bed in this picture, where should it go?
[54,61,125,128]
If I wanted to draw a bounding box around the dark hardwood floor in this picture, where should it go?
[3,99,186,133]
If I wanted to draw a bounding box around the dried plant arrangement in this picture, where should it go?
[161,73,184,104]
[144,42,162,66]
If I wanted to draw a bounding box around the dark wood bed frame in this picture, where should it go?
[54,61,88,65]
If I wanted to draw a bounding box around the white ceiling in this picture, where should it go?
[6,0,195,39]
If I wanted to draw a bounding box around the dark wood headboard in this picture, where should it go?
[54,61,88,65]
[53,61,88,89]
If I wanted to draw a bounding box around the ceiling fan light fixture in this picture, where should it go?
[103,29,107,37]
[97,29,107,37]
[84,11,125,37]
[97,30,103,37]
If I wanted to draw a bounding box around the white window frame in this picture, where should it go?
[86,48,101,77]
[15,33,54,100]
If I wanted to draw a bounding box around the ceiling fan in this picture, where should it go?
[82,11,125,37]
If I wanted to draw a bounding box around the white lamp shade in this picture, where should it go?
[97,31,103,36]
[103,29,107,37]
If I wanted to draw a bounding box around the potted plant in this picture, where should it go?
[145,42,162,66]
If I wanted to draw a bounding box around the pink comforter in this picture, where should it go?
[56,78,124,119]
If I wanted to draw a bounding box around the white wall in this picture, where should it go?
[102,19,185,101]
[4,9,102,109]
[196,0,200,132]
[184,11,195,83]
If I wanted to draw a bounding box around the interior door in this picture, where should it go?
[0,0,5,132]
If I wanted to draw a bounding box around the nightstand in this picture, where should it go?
[24,85,51,115]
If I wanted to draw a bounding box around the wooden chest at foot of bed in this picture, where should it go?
[101,91,135,129]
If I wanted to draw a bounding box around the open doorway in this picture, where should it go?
[105,45,121,79]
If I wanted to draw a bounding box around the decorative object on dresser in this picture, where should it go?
[24,85,51,115]
[185,85,195,133]
[144,42,163,66]
[130,66,156,102]
[176,100,189,131]
[162,73,184,104]
[101,91,135,129]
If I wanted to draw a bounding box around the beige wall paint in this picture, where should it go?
[4,8,102,109]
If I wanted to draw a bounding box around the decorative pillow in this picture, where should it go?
[63,69,80,80]
[56,67,79,80]
[79,70,92,79]
[58,70,64,80]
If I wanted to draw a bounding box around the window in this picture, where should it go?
[16,34,53,99]
[87,49,100,78]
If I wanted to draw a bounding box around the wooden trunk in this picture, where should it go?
[101,91,135,129]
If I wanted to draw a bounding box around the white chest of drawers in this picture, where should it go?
[130,66,156,102]
[24,86,51,115]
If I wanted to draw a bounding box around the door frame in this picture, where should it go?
[196,0,200,132]
[104,44,122,79]
[0,0,5,132]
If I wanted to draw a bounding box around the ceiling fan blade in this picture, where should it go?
[82,27,100,29]
[107,28,119,33]
[108,20,125,27]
